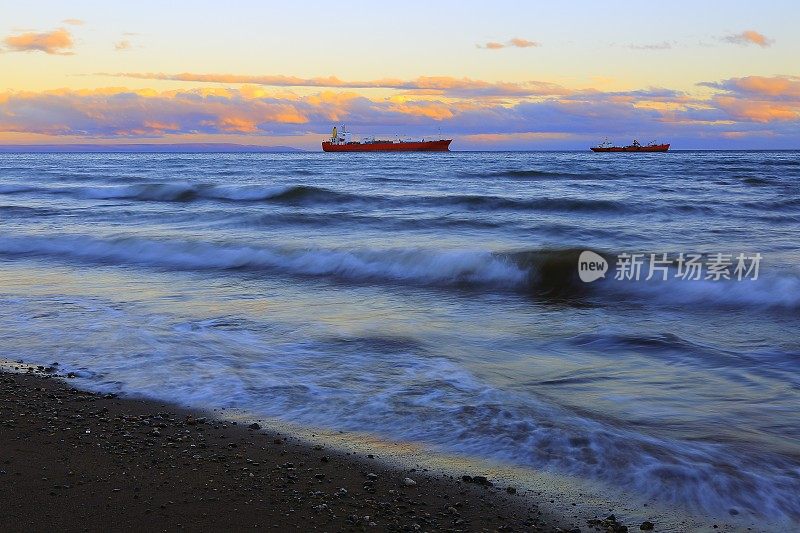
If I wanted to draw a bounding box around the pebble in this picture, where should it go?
[402,477,417,487]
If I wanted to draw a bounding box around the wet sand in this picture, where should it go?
[0,365,635,532]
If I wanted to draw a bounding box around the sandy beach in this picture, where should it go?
[0,365,642,532]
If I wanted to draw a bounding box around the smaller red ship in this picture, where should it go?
[591,139,670,152]
[322,125,451,152]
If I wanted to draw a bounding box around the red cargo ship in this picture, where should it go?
[322,126,451,152]
[591,139,670,152]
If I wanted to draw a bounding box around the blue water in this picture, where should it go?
[1,151,799,523]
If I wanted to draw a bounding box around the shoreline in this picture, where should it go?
[1,365,588,532]
[0,362,765,532]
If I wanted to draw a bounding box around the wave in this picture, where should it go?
[0,205,59,217]
[0,181,636,213]
[77,182,200,201]
[7,300,800,522]
[0,182,359,205]
[0,234,528,289]
[245,211,503,231]
[741,176,774,186]
[744,198,800,210]
[254,184,359,204]
[612,273,800,309]
[464,169,606,180]
[0,184,36,194]
[1,235,798,309]
[429,194,626,213]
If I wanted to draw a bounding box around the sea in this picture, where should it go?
[1,151,798,528]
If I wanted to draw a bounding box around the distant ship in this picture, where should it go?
[322,125,451,152]
[591,139,670,152]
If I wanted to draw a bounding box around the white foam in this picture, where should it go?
[0,234,529,288]
[604,274,800,309]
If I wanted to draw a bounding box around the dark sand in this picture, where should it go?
[0,366,639,532]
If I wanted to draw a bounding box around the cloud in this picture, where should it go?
[698,76,800,123]
[62,19,84,26]
[1,76,798,147]
[99,72,568,98]
[0,88,311,137]
[478,37,540,50]
[480,41,505,50]
[713,97,798,122]
[115,40,132,51]
[722,30,773,47]
[626,41,673,50]
[699,76,800,99]
[3,28,74,55]
[509,38,539,48]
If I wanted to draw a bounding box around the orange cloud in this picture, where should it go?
[2,76,798,147]
[462,132,574,142]
[3,28,74,55]
[714,97,798,123]
[723,30,773,47]
[697,76,800,123]
[714,76,800,98]
[509,38,539,48]
[386,101,454,120]
[0,87,314,138]
[100,72,568,98]
[217,117,259,133]
[478,38,540,50]
[62,19,84,26]
[114,40,132,51]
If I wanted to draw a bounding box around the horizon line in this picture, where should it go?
[0,143,798,153]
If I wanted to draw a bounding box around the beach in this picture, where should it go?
[1,365,590,532]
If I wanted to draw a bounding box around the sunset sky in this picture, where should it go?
[1,0,799,149]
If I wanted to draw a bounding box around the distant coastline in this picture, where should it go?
[0,143,305,153]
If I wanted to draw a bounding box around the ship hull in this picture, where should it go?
[591,144,670,152]
[323,139,451,152]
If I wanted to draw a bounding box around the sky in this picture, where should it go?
[1,0,799,150]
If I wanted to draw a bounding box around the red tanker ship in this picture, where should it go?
[591,139,670,152]
[322,126,451,152]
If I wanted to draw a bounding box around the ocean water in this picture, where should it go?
[1,151,799,524]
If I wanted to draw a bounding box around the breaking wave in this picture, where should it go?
[0,182,359,204]
[1,235,797,310]
[0,181,637,213]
